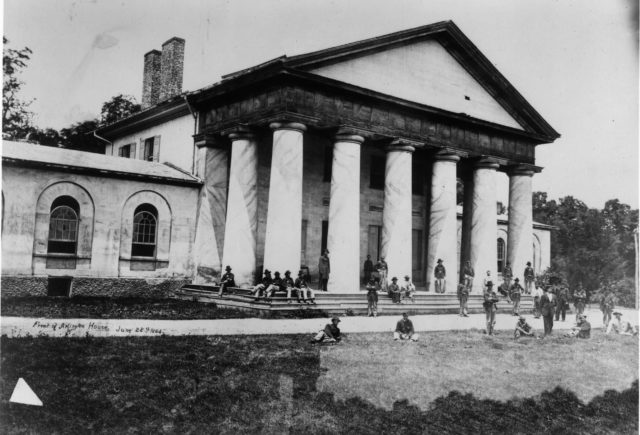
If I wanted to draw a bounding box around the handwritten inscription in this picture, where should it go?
[23,320,164,337]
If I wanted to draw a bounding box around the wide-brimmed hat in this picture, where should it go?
[264,269,271,274]
[437,259,443,263]
[613,311,622,316]
[331,317,341,323]
[225,265,232,271]
[391,277,398,281]
[284,270,291,275]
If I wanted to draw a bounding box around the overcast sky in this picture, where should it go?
[3,0,639,208]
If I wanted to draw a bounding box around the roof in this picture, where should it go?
[98,21,559,144]
[2,140,201,187]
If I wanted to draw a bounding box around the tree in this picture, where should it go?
[60,119,104,154]
[100,94,141,124]
[3,37,34,139]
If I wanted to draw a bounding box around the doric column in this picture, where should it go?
[469,159,500,292]
[263,122,306,274]
[192,134,227,283]
[221,128,259,287]
[327,132,364,293]
[426,151,460,293]
[381,140,414,283]
[507,165,535,285]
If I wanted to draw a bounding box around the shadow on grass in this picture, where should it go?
[0,335,637,434]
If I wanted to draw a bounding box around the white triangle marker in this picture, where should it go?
[9,378,43,406]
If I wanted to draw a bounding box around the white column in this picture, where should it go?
[381,141,414,283]
[469,159,499,292]
[327,133,363,293]
[221,129,258,287]
[263,122,305,274]
[426,152,460,293]
[507,166,535,285]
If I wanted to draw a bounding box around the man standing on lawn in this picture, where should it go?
[540,286,556,336]
[394,313,419,341]
[600,289,616,328]
[434,258,446,293]
[483,281,499,335]
[311,317,341,344]
[555,283,569,322]
[573,284,587,321]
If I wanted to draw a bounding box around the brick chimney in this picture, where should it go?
[141,49,161,109]
[158,37,185,102]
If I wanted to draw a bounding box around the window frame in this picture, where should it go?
[131,204,158,258]
[47,197,80,255]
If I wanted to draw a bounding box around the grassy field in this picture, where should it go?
[0,297,328,320]
[0,330,637,434]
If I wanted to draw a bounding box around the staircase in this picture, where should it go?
[175,284,534,317]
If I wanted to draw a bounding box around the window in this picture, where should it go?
[118,144,131,158]
[323,145,333,182]
[497,238,506,273]
[47,196,80,254]
[47,276,72,297]
[143,137,155,161]
[370,155,385,190]
[132,204,158,257]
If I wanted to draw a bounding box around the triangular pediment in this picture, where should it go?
[304,39,523,130]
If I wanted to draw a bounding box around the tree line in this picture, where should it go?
[3,37,140,152]
[533,193,638,307]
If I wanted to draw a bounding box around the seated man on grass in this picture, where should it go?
[394,313,419,341]
[566,314,591,339]
[606,312,638,336]
[514,315,536,339]
[310,317,341,344]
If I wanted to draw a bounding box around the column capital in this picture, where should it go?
[335,132,365,145]
[269,121,307,133]
[473,157,500,170]
[385,138,418,153]
[433,150,461,163]
[507,164,536,177]
[222,125,257,141]
[193,132,224,149]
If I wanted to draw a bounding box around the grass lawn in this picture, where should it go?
[0,297,328,320]
[0,330,637,434]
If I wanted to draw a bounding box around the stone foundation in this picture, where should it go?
[1,276,191,298]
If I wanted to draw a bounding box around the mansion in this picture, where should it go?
[1,21,557,297]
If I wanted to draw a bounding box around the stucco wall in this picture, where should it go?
[2,166,199,288]
[106,114,194,173]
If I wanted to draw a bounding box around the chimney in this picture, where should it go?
[142,49,161,109]
[159,37,185,102]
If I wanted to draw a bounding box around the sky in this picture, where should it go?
[3,0,639,209]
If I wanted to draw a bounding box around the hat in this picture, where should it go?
[437,259,443,263]
[298,270,304,276]
[264,269,271,274]
[486,281,494,287]
[514,278,519,282]
[284,270,291,275]
[274,271,281,276]
[391,277,398,281]
[613,311,622,316]
[404,275,410,280]
[331,317,341,323]
[225,265,232,271]
[527,261,531,266]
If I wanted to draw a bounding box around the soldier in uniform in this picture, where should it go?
[457,282,469,317]
[540,286,557,336]
[376,256,389,292]
[483,281,499,335]
[366,278,379,317]
[318,249,331,291]
[555,283,569,322]
[524,261,535,294]
[463,260,475,293]
[363,255,374,285]
[283,270,302,304]
[401,275,416,303]
[600,289,616,329]
[514,315,535,339]
[510,278,523,316]
[295,270,316,304]
[434,259,446,293]
[217,265,236,297]
[310,317,341,344]
[388,277,402,304]
[573,284,587,321]
[252,269,272,299]
[394,313,419,341]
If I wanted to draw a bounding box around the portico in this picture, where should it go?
[188,21,559,293]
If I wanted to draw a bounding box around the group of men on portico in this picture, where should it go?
[196,120,538,294]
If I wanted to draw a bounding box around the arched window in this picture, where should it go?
[132,204,158,257]
[497,238,505,273]
[48,196,80,254]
